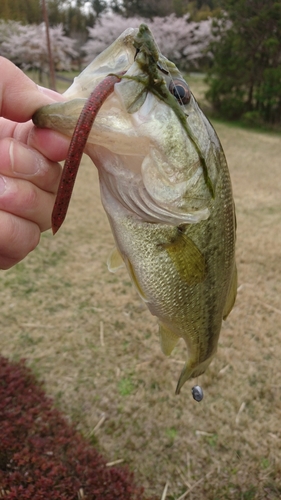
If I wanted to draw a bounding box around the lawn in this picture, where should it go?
[0,74,281,499]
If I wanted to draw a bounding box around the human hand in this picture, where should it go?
[0,57,70,270]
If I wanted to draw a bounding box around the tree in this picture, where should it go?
[206,0,281,125]
[109,0,222,19]
[110,0,189,18]
[186,1,222,21]
[92,0,108,18]
[0,0,42,24]
[47,0,96,36]
[0,0,104,39]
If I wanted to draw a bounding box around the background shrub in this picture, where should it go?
[0,356,153,500]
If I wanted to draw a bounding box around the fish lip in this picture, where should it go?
[63,28,139,101]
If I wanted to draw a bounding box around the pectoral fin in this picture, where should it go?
[162,230,206,286]
[223,263,237,319]
[125,257,149,302]
[159,323,180,356]
[107,247,125,273]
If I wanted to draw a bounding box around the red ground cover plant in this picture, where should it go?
[0,356,152,500]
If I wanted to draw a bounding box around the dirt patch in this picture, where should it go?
[1,117,281,497]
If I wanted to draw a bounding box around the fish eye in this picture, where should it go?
[169,79,191,105]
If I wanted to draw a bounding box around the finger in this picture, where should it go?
[0,137,62,193]
[38,86,66,100]
[0,57,63,122]
[28,127,70,163]
[0,118,70,163]
[0,211,40,270]
[0,175,56,231]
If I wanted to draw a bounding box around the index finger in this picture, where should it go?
[0,57,61,122]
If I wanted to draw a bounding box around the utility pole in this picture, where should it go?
[42,0,56,90]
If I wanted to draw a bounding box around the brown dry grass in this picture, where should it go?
[1,77,281,499]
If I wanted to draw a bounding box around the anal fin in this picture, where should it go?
[125,257,149,303]
[159,322,180,356]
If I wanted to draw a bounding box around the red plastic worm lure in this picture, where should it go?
[52,74,121,235]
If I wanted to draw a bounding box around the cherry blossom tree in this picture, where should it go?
[1,22,78,72]
[82,13,213,70]
[0,20,22,60]
[0,15,214,74]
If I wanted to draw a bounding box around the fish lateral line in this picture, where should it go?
[51,73,121,235]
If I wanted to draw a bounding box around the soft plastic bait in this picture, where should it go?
[52,74,121,234]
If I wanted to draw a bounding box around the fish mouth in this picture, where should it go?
[33,24,213,231]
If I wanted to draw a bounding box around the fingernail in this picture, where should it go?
[0,175,7,196]
[9,141,42,176]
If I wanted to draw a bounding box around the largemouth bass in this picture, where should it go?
[33,25,237,394]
